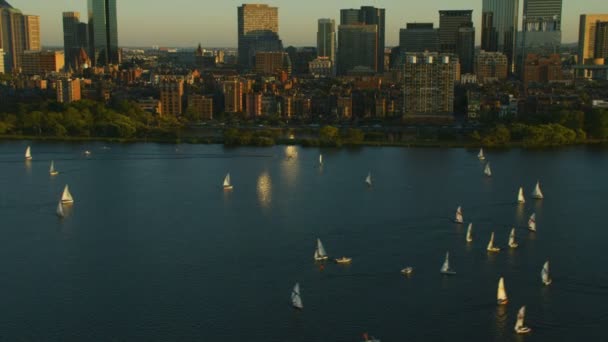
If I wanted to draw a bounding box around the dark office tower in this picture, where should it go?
[522,0,562,54]
[237,4,282,69]
[340,6,386,73]
[481,0,519,73]
[457,24,475,73]
[337,24,378,75]
[399,23,439,53]
[88,0,119,66]
[439,10,474,74]
[63,12,89,70]
[317,19,335,62]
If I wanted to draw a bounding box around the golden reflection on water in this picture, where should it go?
[282,146,299,188]
[257,171,272,208]
[515,203,525,222]
[24,160,32,174]
[494,304,508,337]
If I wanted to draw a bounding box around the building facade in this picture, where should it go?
[0,2,40,72]
[578,14,608,64]
[481,0,519,73]
[522,0,562,53]
[63,12,89,70]
[399,23,439,53]
[21,50,65,75]
[88,0,119,66]
[403,52,458,116]
[317,19,335,64]
[159,78,184,116]
[223,78,243,113]
[475,51,509,83]
[439,10,475,74]
[237,4,282,69]
[56,78,81,103]
[337,24,378,75]
[523,54,562,86]
[255,51,290,75]
[340,6,385,73]
[187,94,213,120]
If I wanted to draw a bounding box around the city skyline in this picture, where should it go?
[16,0,608,48]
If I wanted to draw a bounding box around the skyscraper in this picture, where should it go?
[337,24,378,75]
[317,19,335,63]
[481,0,519,73]
[0,1,40,72]
[237,4,282,69]
[578,14,608,64]
[340,6,386,73]
[63,12,89,70]
[88,0,119,66]
[522,0,562,53]
[399,23,439,53]
[439,10,475,73]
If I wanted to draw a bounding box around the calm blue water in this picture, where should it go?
[0,141,607,342]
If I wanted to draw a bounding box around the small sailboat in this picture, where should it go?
[532,181,544,199]
[61,185,74,204]
[497,277,508,305]
[478,148,485,161]
[528,213,537,232]
[223,173,233,190]
[508,228,519,248]
[484,162,492,177]
[365,172,372,187]
[84,150,92,156]
[466,223,473,243]
[541,261,552,286]
[291,283,303,310]
[361,333,381,342]
[56,201,64,218]
[514,306,532,334]
[454,206,464,224]
[517,187,526,203]
[319,154,323,166]
[487,232,501,252]
[25,146,32,160]
[49,160,59,176]
[401,267,414,275]
[314,238,328,261]
[335,257,352,264]
[440,251,456,275]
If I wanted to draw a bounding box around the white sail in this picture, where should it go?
[487,232,496,250]
[497,277,508,304]
[365,172,372,186]
[49,160,58,175]
[223,173,231,187]
[291,283,303,309]
[508,228,518,248]
[484,162,492,177]
[61,185,74,204]
[455,206,464,223]
[319,154,323,165]
[478,148,485,160]
[542,261,551,285]
[528,213,536,231]
[466,223,473,243]
[532,181,544,199]
[56,201,64,218]
[440,251,455,274]
[514,306,531,333]
[518,187,526,203]
[25,146,32,160]
[314,238,328,260]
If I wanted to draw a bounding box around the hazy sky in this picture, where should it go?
[14,0,608,48]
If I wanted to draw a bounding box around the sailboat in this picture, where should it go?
[291,283,303,310]
[487,232,501,252]
[454,206,464,224]
[361,333,381,342]
[528,213,537,232]
[478,148,485,161]
[497,277,508,305]
[319,154,323,166]
[223,173,233,190]
[466,223,473,243]
[56,201,64,218]
[25,146,32,160]
[440,251,456,275]
[314,238,328,261]
[517,187,526,203]
[365,172,372,187]
[484,162,492,177]
[514,306,532,334]
[508,228,519,248]
[49,160,59,176]
[61,185,74,204]
[541,261,552,286]
[532,181,544,199]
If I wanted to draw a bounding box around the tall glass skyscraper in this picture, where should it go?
[237,4,282,69]
[522,0,562,52]
[88,0,119,66]
[481,0,519,73]
[317,19,335,62]
[339,6,386,73]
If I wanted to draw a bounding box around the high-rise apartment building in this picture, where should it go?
[481,0,519,73]
[56,78,81,104]
[317,19,335,64]
[255,51,291,75]
[159,78,185,116]
[223,78,244,113]
[475,51,509,83]
[237,4,282,69]
[340,7,386,73]
[403,52,458,116]
[0,1,40,72]
[337,24,378,75]
[63,12,89,70]
[88,0,119,66]
[578,14,608,64]
[522,0,562,53]
[187,94,214,120]
[439,10,475,74]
